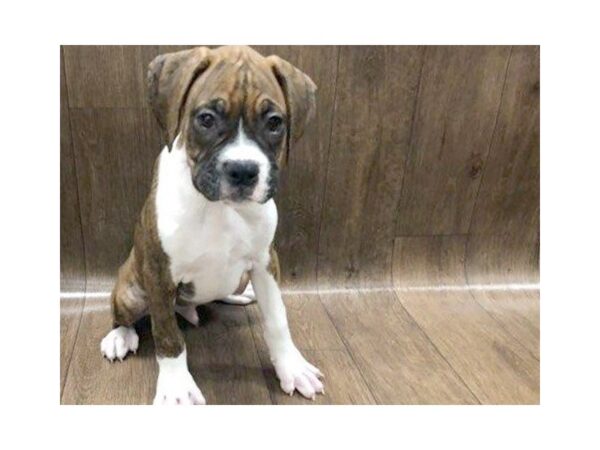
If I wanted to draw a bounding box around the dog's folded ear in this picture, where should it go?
[267,55,317,161]
[147,47,213,150]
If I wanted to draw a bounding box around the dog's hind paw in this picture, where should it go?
[174,304,200,326]
[221,282,256,305]
[220,294,255,305]
[100,326,139,361]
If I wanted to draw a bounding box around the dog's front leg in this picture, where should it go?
[251,251,324,399]
[146,270,205,405]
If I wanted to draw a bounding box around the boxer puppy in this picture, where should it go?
[100,46,324,404]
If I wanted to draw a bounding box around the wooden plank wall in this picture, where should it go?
[60,45,539,293]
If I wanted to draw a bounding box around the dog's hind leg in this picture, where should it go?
[174,303,200,326]
[223,248,280,305]
[220,271,256,305]
[101,249,148,361]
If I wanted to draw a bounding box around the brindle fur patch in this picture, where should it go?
[176,281,196,305]
[232,245,280,295]
[268,246,281,285]
[110,248,147,327]
[111,160,183,357]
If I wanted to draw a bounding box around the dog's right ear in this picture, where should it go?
[266,55,317,165]
[147,47,212,150]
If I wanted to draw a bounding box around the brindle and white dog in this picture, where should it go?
[100,46,324,405]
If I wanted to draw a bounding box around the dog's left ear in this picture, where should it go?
[267,55,317,161]
[147,47,213,150]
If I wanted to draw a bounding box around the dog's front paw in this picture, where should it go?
[273,350,325,399]
[101,326,139,361]
[153,369,206,405]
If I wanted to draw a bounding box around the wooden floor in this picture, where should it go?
[61,279,539,405]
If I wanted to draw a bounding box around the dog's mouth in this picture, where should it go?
[192,164,277,204]
[223,186,259,203]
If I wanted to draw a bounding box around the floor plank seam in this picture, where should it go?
[242,307,277,405]
[313,47,341,287]
[63,47,89,292]
[61,47,91,404]
[315,288,380,405]
[461,231,540,362]
[389,241,481,404]
[388,287,483,404]
[463,46,513,239]
[463,48,514,248]
[60,280,87,404]
[393,46,426,235]
[466,287,540,363]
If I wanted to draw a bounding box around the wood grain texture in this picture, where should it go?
[70,108,161,282]
[60,48,85,396]
[318,46,424,289]
[60,47,85,291]
[157,45,197,54]
[60,285,538,404]
[60,295,84,398]
[319,290,479,404]
[466,46,540,285]
[183,302,271,404]
[63,46,158,108]
[61,297,156,405]
[461,47,540,360]
[392,236,539,404]
[396,46,511,236]
[246,292,376,404]
[468,288,539,360]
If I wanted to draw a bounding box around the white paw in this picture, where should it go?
[221,281,256,305]
[174,304,199,326]
[153,368,206,405]
[241,281,256,300]
[100,326,139,361]
[273,350,325,399]
[221,294,255,305]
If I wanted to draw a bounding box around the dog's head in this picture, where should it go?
[147,46,316,204]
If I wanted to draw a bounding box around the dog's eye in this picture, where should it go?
[266,114,283,133]
[197,112,216,129]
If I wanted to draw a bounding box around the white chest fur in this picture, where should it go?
[155,144,277,303]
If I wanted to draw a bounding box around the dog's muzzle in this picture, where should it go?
[192,124,279,203]
[192,157,276,204]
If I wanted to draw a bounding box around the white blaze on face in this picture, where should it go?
[218,121,271,202]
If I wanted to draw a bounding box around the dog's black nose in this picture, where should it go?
[223,160,259,187]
